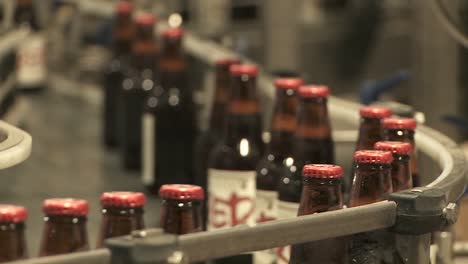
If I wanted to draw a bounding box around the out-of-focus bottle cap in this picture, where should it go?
[354,150,394,164]
[0,205,27,223]
[274,78,304,90]
[101,192,146,208]
[229,64,258,77]
[359,106,392,119]
[298,85,330,98]
[382,117,417,130]
[374,141,412,155]
[159,184,205,201]
[302,164,343,179]
[43,198,89,216]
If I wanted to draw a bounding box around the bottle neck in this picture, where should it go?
[268,88,298,157]
[97,207,145,248]
[209,66,231,134]
[224,75,262,142]
[160,38,184,71]
[298,178,343,216]
[132,25,159,69]
[113,13,134,56]
[383,129,415,145]
[349,163,392,207]
[160,199,203,234]
[296,97,331,139]
[356,117,383,151]
[392,154,412,192]
[39,215,89,257]
[0,222,27,262]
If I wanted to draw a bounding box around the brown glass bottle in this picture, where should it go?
[194,58,240,229]
[39,198,89,256]
[254,78,302,264]
[276,85,334,264]
[97,192,146,248]
[0,205,28,262]
[290,164,346,264]
[374,141,413,193]
[355,106,393,151]
[103,1,135,148]
[349,150,393,207]
[159,184,204,234]
[121,13,159,170]
[208,64,263,264]
[142,28,196,193]
[382,117,419,187]
[348,151,393,263]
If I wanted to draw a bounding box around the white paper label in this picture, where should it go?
[208,169,256,230]
[276,200,300,264]
[142,113,155,185]
[254,190,278,264]
[17,34,46,87]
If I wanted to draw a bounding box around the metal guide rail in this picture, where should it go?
[0,25,35,169]
[7,1,467,263]
[0,120,31,170]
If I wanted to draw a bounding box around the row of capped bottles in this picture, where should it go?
[0,185,205,262]
[198,66,419,263]
[100,2,421,264]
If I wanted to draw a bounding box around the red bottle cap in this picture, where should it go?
[302,164,343,179]
[382,117,417,130]
[101,192,146,208]
[162,27,184,39]
[215,58,241,67]
[43,198,89,217]
[359,106,393,119]
[230,64,258,76]
[159,184,205,201]
[274,78,304,90]
[298,85,330,98]
[116,1,134,14]
[0,205,27,223]
[135,13,157,26]
[354,150,394,164]
[374,141,412,156]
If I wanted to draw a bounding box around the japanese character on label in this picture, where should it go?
[210,192,255,228]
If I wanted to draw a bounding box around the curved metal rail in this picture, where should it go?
[0,120,32,170]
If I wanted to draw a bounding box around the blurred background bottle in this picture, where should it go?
[374,141,413,192]
[39,198,89,257]
[14,0,47,91]
[102,1,135,149]
[254,78,302,264]
[194,58,240,229]
[142,27,196,193]
[0,205,28,262]
[382,117,419,187]
[277,85,334,264]
[121,13,159,171]
[355,106,393,151]
[208,64,263,264]
[97,192,146,248]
